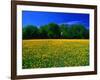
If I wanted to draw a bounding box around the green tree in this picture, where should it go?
[84,29,89,39]
[60,24,70,38]
[47,23,60,38]
[39,25,48,38]
[69,24,88,39]
[22,25,39,39]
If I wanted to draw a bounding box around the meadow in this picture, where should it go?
[22,39,89,69]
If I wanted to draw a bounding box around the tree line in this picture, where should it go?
[22,23,89,39]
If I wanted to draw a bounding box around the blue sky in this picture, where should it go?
[22,11,89,29]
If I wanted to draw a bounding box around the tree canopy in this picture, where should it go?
[22,23,89,39]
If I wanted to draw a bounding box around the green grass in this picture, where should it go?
[22,39,89,69]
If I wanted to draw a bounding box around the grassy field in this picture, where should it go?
[22,39,89,69]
